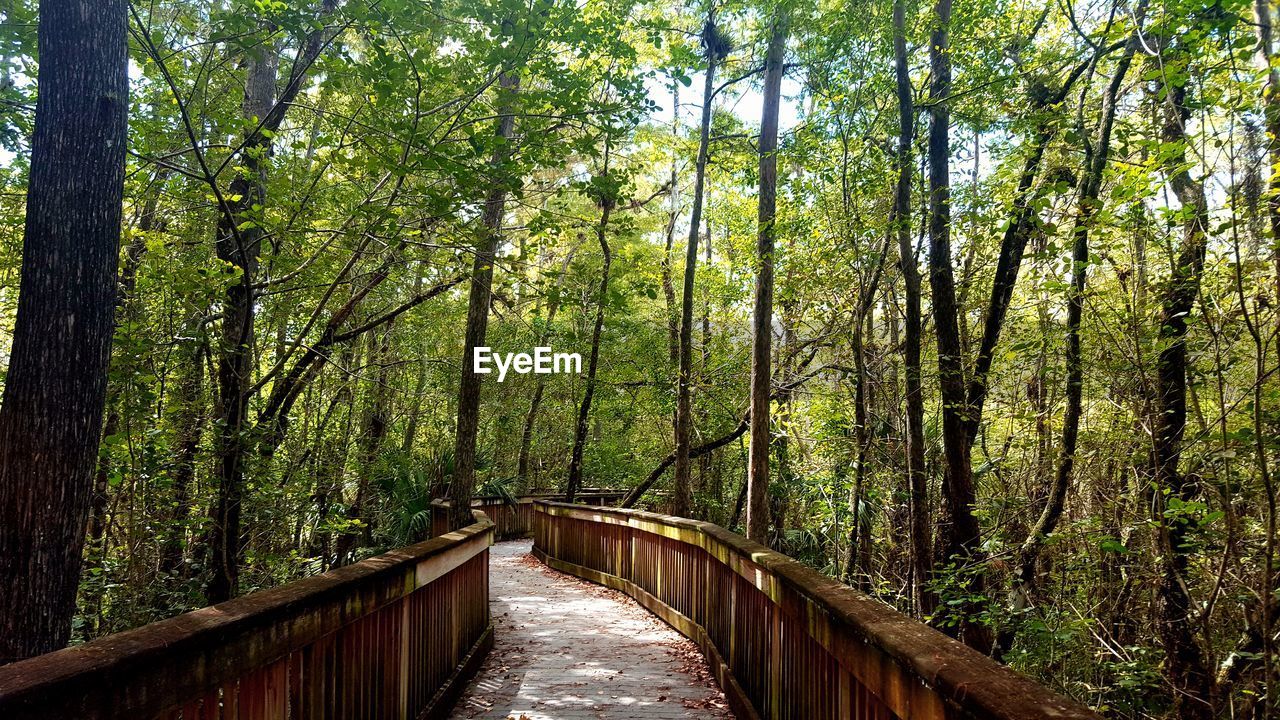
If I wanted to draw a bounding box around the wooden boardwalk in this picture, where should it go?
[0,501,1104,720]
[449,541,734,720]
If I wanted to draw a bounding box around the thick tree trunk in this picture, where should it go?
[566,175,616,502]
[0,0,127,663]
[746,13,787,543]
[673,19,724,518]
[926,0,992,654]
[450,71,520,530]
[1151,75,1215,720]
[892,0,933,618]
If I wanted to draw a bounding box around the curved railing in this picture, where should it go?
[430,490,625,539]
[532,501,1099,720]
[0,511,495,720]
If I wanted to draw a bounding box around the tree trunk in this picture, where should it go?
[400,273,430,456]
[205,2,337,603]
[623,415,749,508]
[566,169,616,502]
[158,332,208,577]
[662,80,681,368]
[1251,2,1280,706]
[0,0,127,663]
[842,239,891,586]
[958,44,1095,451]
[83,170,167,634]
[257,257,461,448]
[400,341,429,456]
[450,71,520,530]
[207,45,280,605]
[518,249,574,484]
[891,0,933,618]
[961,123,1058,445]
[926,0,992,653]
[673,18,725,518]
[746,13,787,543]
[999,12,1143,658]
[1150,71,1215,720]
[697,220,714,506]
[307,347,357,567]
[844,328,869,587]
[334,324,394,565]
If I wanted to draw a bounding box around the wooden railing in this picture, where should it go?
[532,501,1100,720]
[430,490,625,540]
[0,511,495,720]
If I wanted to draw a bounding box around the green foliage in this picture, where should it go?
[0,0,1273,714]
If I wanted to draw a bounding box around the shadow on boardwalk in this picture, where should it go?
[449,540,735,720]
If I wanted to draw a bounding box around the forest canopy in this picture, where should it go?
[0,0,1276,717]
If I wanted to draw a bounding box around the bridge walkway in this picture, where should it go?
[449,540,733,720]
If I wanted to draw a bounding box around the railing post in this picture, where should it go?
[626,520,635,583]
[838,669,851,717]
[398,598,410,720]
[769,606,781,719]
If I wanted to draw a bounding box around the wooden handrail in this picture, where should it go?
[430,491,626,539]
[0,511,495,720]
[430,490,627,507]
[532,500,1100,720]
